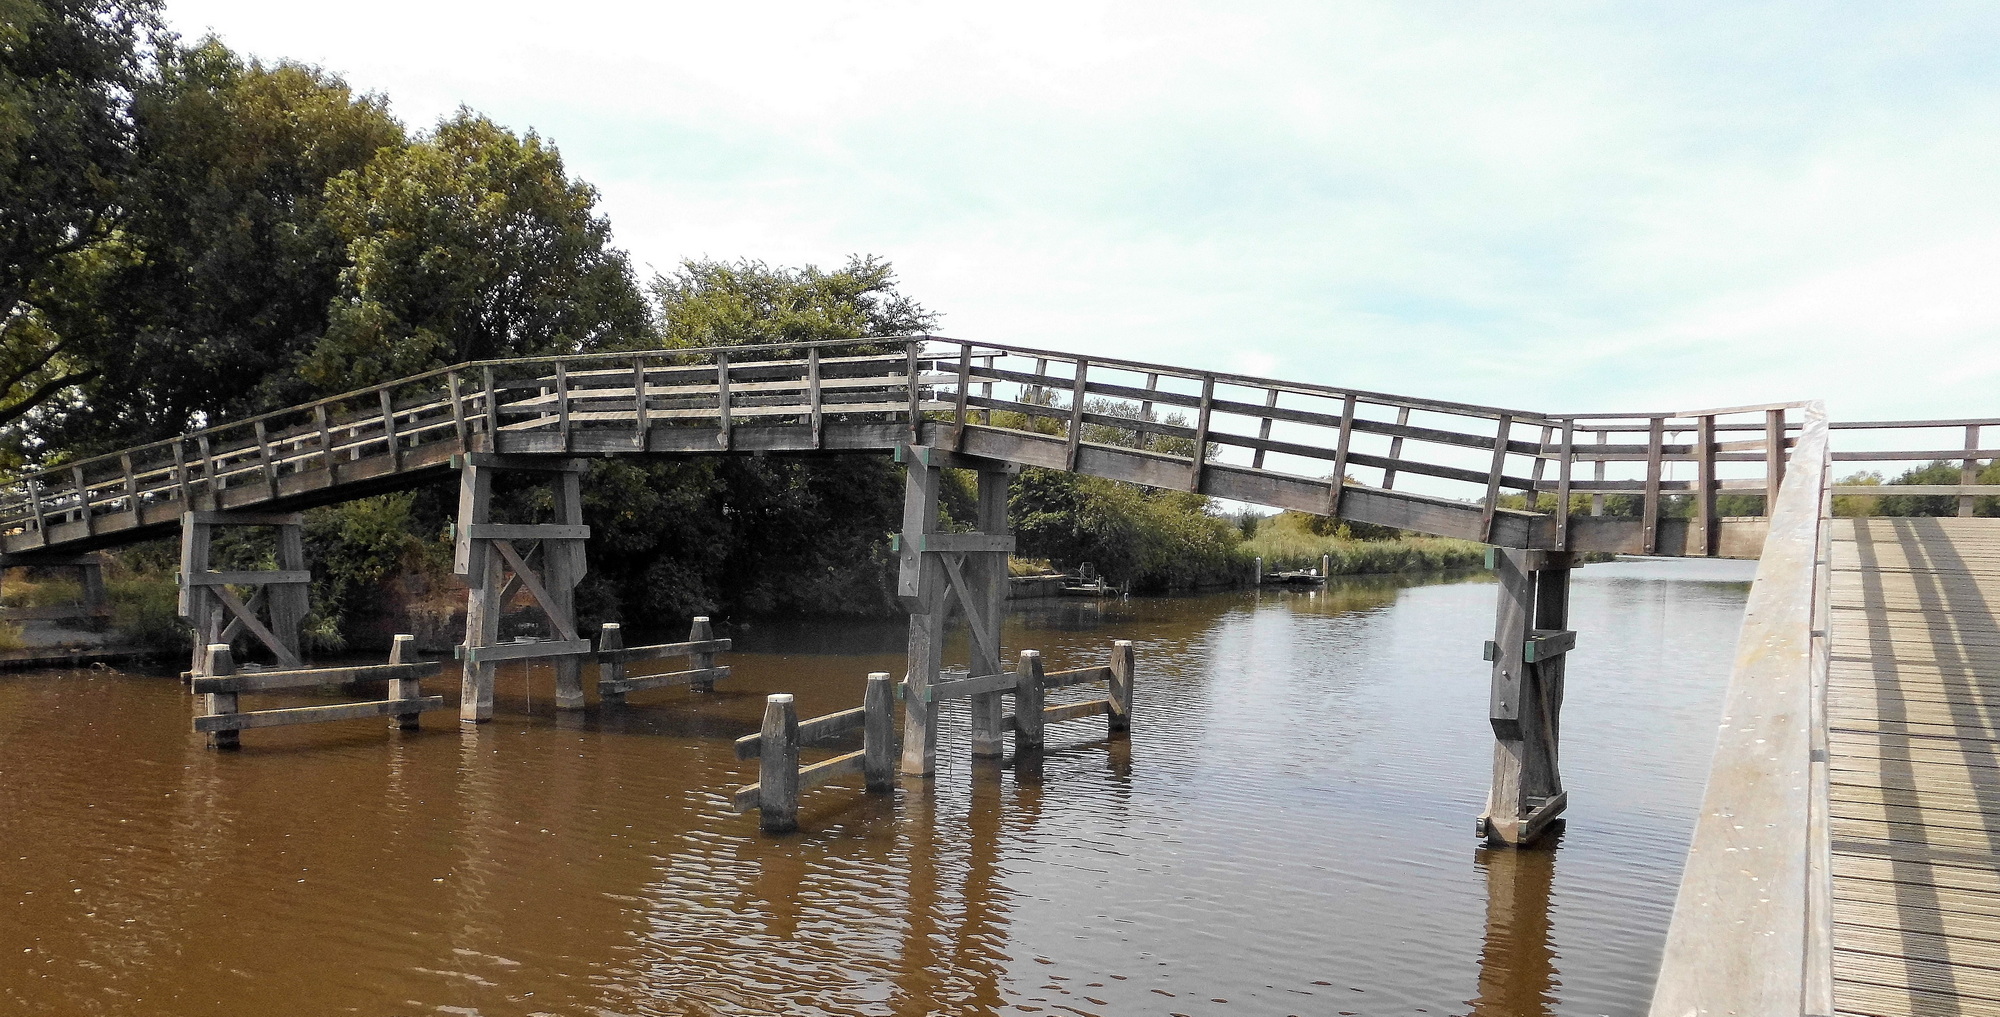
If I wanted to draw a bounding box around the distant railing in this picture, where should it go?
[1647,402,1834,1015]
[0,334,1990,559]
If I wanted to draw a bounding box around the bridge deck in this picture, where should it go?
[1829,516,2000,1015]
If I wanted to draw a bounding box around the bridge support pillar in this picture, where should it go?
[176,510,309,673]
[1477,548,1573,847]
[452,454,592,722]
[896,445,1015,776]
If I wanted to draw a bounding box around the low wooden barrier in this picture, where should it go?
[595,616,731,706]
[731,673,897,833]
[191,634,445,749]
[927,641,1135,756]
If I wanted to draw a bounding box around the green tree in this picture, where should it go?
[0,0,160,438]
[32,40,404,451]
[303,111,648,389]
[650,255,933,353]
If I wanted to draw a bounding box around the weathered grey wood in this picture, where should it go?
[864,672,895,791]
[927,668,1018,701]
[490,540,580,642]
[1642,416,1664,555]
[898,455,948,775]
[595,621,626,707]
[455,638,592,665]
[1767,407,1788,513]
[269,520,308,663]
[595,636,731,664]
[387,633,424,730]
[1014,650,1045,750]
[464,523,591,541]
[600,666,728,697]
[1042,665,1114,690]
[1649,403,1827,1017]
[199,643,239,750]
[182,569,313,587]
[966,467,1010,758]
[194,696,447,732]
[1324,393,1357,518]
[1108,639,1134,733]
[1479,414,1512,543]
[1042,699,1110,725]
[685,616,717,693]
[758,694,799,833]
[1480,548,1534,842]
[1188,376,1214,492]
[190,659,440,694]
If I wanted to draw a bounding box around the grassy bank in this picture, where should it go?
[1239,512,1487,576]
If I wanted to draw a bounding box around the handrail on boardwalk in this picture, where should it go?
[1647,401,1834,1016]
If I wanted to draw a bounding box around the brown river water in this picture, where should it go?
[0,559,1753,1017]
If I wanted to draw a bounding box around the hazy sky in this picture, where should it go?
[162,1,2000,420]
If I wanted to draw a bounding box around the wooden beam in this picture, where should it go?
[194,697,447,732]
[191,661,441,694]
[464,523,591,541]
[1041,699,1111,725]
[1325,393,1356,518]
[182,570,311,586]
[1642,416,1664,555]
[489,539,581,642]
[208,583,302,669]
[454,638,592,664]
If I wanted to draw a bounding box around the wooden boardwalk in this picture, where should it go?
[1830,516,2000,1016]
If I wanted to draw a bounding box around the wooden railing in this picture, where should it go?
[1,334,1992,559]
[1647,402,1835,1015]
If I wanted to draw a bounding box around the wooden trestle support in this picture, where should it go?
[1477,548,1576,846]
[452,453,593,721]
[176,510,310,672]
[895,445,1016,775]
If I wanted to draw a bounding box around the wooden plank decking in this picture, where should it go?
[1830,516,2000,1015]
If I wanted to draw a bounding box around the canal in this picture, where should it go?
[0,558,1753,1015]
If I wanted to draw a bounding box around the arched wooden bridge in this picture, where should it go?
[2,337,1996,1014]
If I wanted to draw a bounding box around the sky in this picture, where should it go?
[161,1,2000,421]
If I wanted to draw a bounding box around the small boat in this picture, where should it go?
[1262,569,1327,587]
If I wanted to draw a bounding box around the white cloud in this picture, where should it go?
[163,0,2000,420]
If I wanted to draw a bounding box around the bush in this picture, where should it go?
[1241,511,1487,575]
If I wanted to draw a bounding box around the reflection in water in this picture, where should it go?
[1472,826,1563,1017]
[0,561,1752,1015]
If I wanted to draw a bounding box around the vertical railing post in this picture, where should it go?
[1765,408,1787,515]
[1108,640,1134,734]
[905,340,924,440]
[1529,424,1553,513]
[200,643,239,751]
[1961,423,1979,518]
[1555,418,1574,551]
[1251,388,1278,470]
[314,404,335,477]
[807,347,824,449]
[1189,376,1215,494]
[482,366,501,441]
[1479,415,1513,543]
[863,672,895,791]
[954,342,972,442]
[1590,429,1607,517]
[378,389,400,471]
[596,622,626,706]
[388,633,423,731]
[199,434,218,507]
[252,420,278,499]
[1695,414,1717,556]
[72,465,92,535]
[1382,406,1411,490]
[716,352,732,450]
[631,358,649,451]
[119,453,137,518]
[554,360,571,450]
[1065,359,1088,471]
[758,694,800,834]
[1642,416,1663,555]
[1325,393,1357,518]
[1135,372,1159,450]
[448,371,469,452]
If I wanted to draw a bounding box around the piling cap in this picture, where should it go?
[768,693,794,704]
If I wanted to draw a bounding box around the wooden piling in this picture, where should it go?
[1014,650,1045,750]
[597,622,625,707]
[1479,548,1573,846]
[863,672,896,791]
[549,469,586,711]
[1321,554,1332,580]
[688,616,716,693]
[201,643,239,751]
[1108,640,1134,734]
[387,634,423,730]
[759,694,800,833]
[966,467,1011,758]
[1253,556,1264,586]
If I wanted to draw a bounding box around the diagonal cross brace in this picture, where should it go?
[938,551,1000,671]
[491,539,580,642]
[208,583,302,669]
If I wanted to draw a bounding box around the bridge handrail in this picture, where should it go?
[1647,401,1833,1015]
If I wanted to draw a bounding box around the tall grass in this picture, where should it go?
[1241,513,1487,575]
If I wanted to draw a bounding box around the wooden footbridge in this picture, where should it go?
[1,337,1995,1012]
